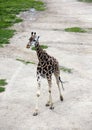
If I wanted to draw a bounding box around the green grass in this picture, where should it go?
[0,29,15,46]
[0,79,8,93]
[78,0,92,2]
[60,66,72,73]
[0,0,45,47]
[16,58,35,65]
[32,45,48,50]
[64,27,86,33]
[0,79,8,86]
[0,87,5,92]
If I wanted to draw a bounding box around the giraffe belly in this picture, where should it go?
[41,66,54,78]
[37,67,53,78]
[37,61,56,78]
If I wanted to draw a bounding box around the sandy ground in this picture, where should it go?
[0,0,92,130]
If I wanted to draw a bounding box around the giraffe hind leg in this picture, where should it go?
[54,73,63,101]
[45,101,50,107]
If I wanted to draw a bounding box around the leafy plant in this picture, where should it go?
[64,27,86,33]
[32,45,48,50]
[78,0,92,2]
[0,79,8,86]
[0,79,8,93]
[0,87,5,93]
[16,58,35,65]
[60,66,72,73]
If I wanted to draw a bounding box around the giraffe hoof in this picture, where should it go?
[60,95,63,101]
[50,106,54,110]
[33,112,38,116]
[45,101,50,107]
[45,103,50,107]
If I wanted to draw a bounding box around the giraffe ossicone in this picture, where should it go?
[26,32,64,116]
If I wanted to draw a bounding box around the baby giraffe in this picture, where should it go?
[26,32,64,116]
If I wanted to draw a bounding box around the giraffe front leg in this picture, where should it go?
[33,74,41,116]
[46,78,54,110]
[45,100,51,107]
[45,87,52,107]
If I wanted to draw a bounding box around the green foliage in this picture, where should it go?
[16,58,35,65]
[64,27,86,33]
[78,0,92,2]
[0,15,23,29]
[32,45,48,50]
[0,29,15,45]
[0,87,5,92]
[0,79,8,93]
[0,0,45,46]
[60,66,72,73]
[0,79,8,86]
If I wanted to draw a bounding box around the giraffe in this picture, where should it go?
[26,32,64,116]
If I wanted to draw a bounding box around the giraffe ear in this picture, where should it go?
[31,32,33,35]
[34,32,36,35]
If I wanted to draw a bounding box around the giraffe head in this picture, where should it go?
[26,32,40,48]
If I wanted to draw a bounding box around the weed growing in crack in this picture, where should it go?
[32,45,48,51]
[64,27,86,33]
[78,0,92,2]
[60,66,72,73]
[0,79,8,93]
[16,59,35,65]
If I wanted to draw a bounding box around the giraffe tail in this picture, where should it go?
[59,76,64,91]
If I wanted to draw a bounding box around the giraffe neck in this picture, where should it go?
[35,43,48,62]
